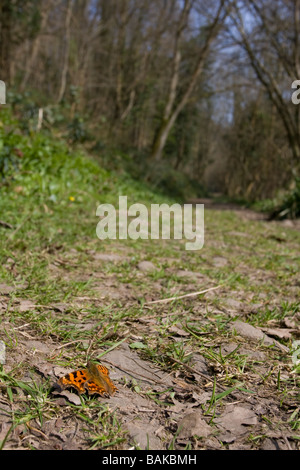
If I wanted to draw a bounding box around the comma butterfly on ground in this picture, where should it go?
[57,361,117,397]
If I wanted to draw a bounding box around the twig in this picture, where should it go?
[168,356,213,383]
[282,434,292,450]
[144,285,223,305]
[0,220,13,229]
[168,356,227,392]
[52,339,84,351]
[8,215,30,240]
[13,323,31,330]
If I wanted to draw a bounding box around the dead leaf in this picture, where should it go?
[0,300,7,312]
[260,327,293,340]
[282,317,298,329]
[214,406,257,442]
[212,256,228,267]
[175,270,205,280]
[35,363,55,378]
[177,412,212,439]
[0,284,15,294]
[101,342,173,388]
[54,390,81,406]
[23,340,51,354]
[53,366,72,378]
[93,253,126,262]
[126,422,164,450]
[18,299,36,312]
[230,320,289,352]
[168,325,190,337]
[224,298,244,309]
[51,303,68,313]
[190,353,209,376]
[215,405,257,437]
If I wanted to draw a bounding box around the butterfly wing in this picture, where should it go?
[96,364,118,396]
[85,362,117,396]
[84,380,109,396]
[57,363,118,397]
[58,369,88,394]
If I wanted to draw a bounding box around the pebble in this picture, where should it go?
[137,261,156,272]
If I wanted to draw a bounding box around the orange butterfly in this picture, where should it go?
[58,361,117,397]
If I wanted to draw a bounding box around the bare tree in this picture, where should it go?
[20,1,55,92]
[228,0,300,165]
[0,1,13,82]
[57,0,73,103]
[150,0,228,161]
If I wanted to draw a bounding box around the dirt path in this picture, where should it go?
[0,205,299,450]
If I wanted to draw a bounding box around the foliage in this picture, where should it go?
[1,0,300,211]
[0,103,299,450]
[67,115,91,143]
[0,107,170,248]
[257,177,300,220]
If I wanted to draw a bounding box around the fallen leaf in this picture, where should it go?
[212,256,228,267]
[93,253,126,262]
[260,327,293,340]
[215,405,257,436]
[177,412,212,439]
[18,299,36,312]
[175,270,205,280]
[282,317,297,329]
[0,284,15,294]
[168,325,190,337]
[53,366,73,378]
[190,353,209,376]
[35,362,55,378]
[230,320,289,352]
[23,340,51,354]
[55,390,81,406]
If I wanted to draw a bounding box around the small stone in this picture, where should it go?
[137,261,156,272]
[212,256,228,267]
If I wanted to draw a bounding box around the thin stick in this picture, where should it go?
[0,220,13,229]
[144,285,223,305]
[52,339,84,350]
[8,215,30,240]
[37,108,44,131]
[168,356,227,391]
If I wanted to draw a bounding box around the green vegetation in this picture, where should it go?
[0,108,299,450]
[1,0,300,450]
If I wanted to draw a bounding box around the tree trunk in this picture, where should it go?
[20,3,52,92]
[231,0,300,166]
[150,0,227,161]
[0,1,12,83]
[57,0,73,103]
